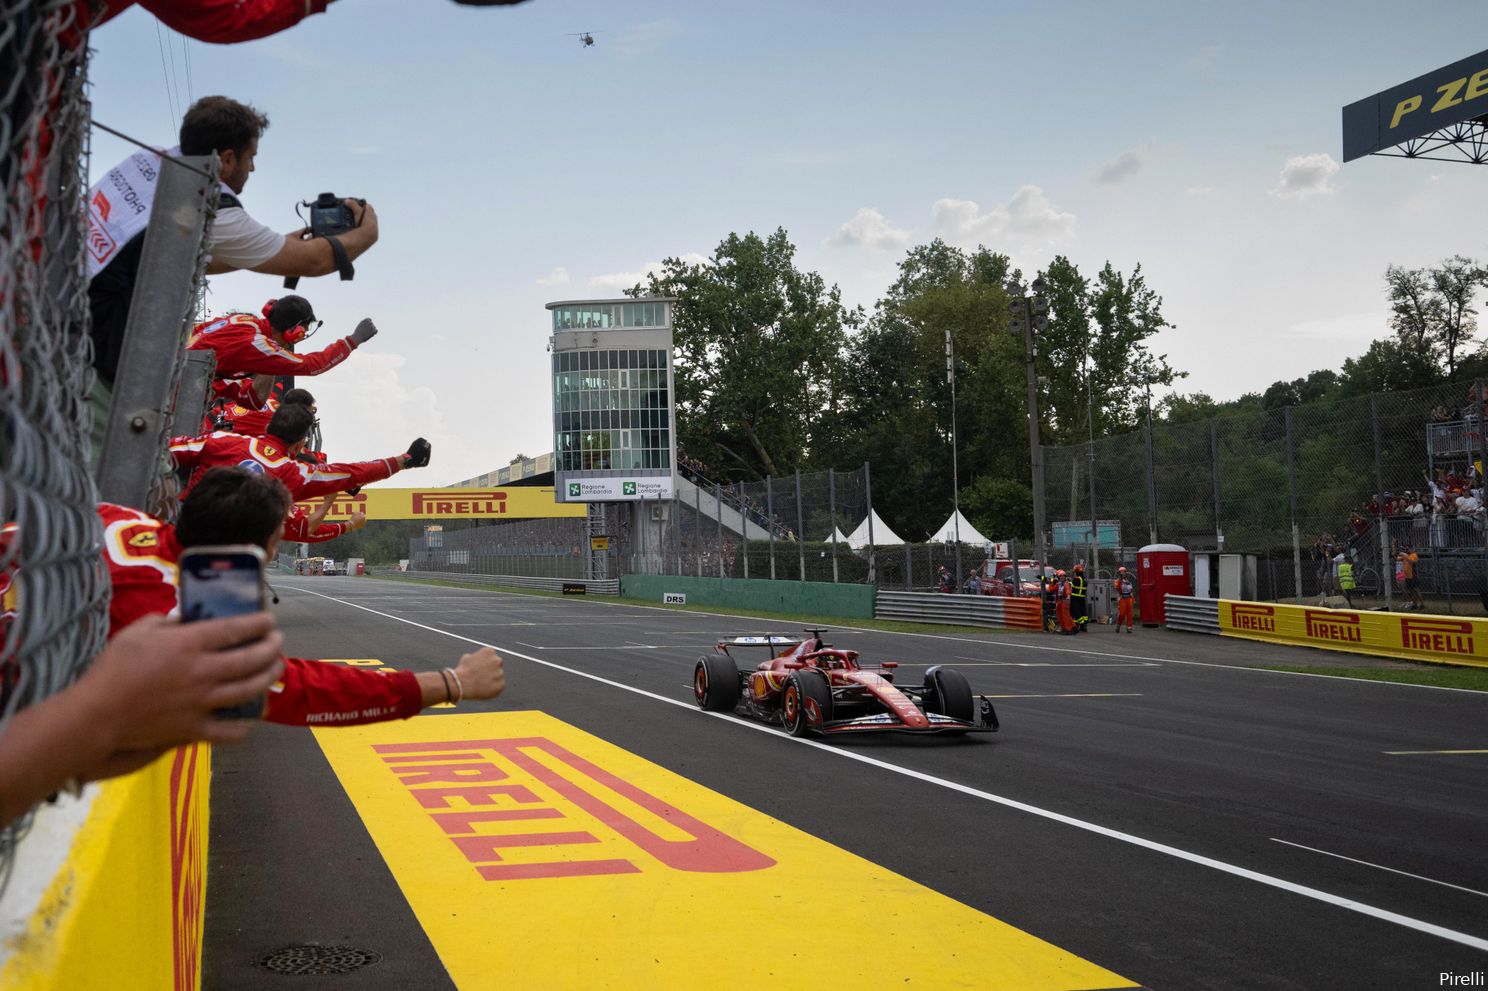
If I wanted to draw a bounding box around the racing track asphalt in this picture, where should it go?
[204,576,1488,991]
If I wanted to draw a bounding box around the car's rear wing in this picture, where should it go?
[716,634,804,657]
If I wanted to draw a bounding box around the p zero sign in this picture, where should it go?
[1343,48,1488,161]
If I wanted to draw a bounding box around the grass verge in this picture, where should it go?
[1261,664,1488,691]
[363,572,1008,637]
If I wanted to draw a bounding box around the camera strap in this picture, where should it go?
[325,235,355,281]
[281,234,355,290]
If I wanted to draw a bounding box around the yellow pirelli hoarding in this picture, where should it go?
[1218,600,1488,668]
[293,487,585,522]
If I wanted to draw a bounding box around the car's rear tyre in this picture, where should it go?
[694,654,741,711]
[782,670,831,736]
[923,665,974,722]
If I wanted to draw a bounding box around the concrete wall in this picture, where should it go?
[621,574,875,619]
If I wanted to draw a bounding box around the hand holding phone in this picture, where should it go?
[179,545,270,719]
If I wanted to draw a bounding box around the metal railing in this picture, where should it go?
[376,571,619,596]
[874,590,1042,630]
[1163,595,1220,634]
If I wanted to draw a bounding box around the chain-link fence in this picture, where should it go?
[1041,381,1488,612]
[1,0,107,885]
[409,519,590,579]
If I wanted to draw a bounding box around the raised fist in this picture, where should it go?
[405,437,432,468]
[351,318,378,345]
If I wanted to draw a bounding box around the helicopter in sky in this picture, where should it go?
[569,31,596,47]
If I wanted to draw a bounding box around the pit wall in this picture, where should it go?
[0,744,210,991]
[1217,600,1488,668]
[620,574,876,620]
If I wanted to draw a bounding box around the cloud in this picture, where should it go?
[588,253,709,293]
[1185,185,1214,196]
[1288,311,1390,342]
[1095,150,1143,184]
[1271,153,1340,199]
[535,266,571,288]
[347,146,380,156]
[826,207,913,250]
[312,352,477,484]
[613,18,683,57]
[931,185,1075,249]
[1183,45,1222,72]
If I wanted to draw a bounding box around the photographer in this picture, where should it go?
[88,95,379,401]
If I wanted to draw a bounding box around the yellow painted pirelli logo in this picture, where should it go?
[1219,600,1488,668]
[315,712,1137,990]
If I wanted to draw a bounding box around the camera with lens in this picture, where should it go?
[303,192,363,238]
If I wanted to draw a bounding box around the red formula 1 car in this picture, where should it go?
[692,629,998,737]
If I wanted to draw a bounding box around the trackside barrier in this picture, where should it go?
[0,745,209,991]
[875,591,1043,631]
[621,574,875,619]
[383,571,619,596]
[1217,599,1488,669]
[1163,595,1221,634]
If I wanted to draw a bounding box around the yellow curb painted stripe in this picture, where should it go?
[314,711,1136,991]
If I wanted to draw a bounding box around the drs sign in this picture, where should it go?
[663,592,687,605]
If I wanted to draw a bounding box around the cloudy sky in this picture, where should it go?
[88,0,1488,485]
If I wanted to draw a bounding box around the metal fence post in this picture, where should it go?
[766,475,776,580]
[1285,406,1302,603]
[695,482,703,577]
[863,462,876,585]
[715,483,725,578]
[1371,396,1393,611]
[828,468,840,583]
[1209,419,1223,553]
[903,542,912,591]
[1145,402,1158,545]
[95,154,218,508]
[1476,382,1487,599]
[168,349,216,439]
[795,468,806,580]
[737,480,748,579]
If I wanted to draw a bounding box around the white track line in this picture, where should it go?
[292,584,1488,953]
[1271,839,1488,900]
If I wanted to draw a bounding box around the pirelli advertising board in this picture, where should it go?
[293,488,585,522]
[1343,48,1488,161]
[1219,600,1486,669]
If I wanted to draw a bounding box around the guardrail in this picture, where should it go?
[1164,595,1220,634]
[875,591,1042,630]
[374,571,620,596]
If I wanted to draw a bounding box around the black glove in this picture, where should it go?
[405,438,432,468]
[346,486,362,497]
[350,318,378,345]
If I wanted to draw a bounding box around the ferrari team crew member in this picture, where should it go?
[99,468,503,726]
[206,386,313,436]
[1114,566,1136,633]
[1070,562,1088,633]
[170,404,431,502]
[283,492,367,544]
[1054,570,1075,635]
[188,295,378,383]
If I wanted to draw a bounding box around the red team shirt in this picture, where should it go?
[187,312,358,380]
[282,506,352,544]
[168,432,402,502]
[98,504,420,726]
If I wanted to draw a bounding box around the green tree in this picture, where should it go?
[1385,256,1486,378]
[636,229,856,480]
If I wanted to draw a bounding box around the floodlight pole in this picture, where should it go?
[946,327,962,584]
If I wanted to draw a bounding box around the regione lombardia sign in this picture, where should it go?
[564,477,675,501]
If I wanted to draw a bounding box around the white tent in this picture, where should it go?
[929,509,992,546]
[845,509,904,549]
[822,526,853,545]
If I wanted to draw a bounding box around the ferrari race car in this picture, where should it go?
[692,629,998,737]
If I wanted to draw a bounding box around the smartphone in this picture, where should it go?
[179,544,268,719]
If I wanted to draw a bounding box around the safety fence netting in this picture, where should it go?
[0,0,106,888]
[1040,381,1488,612]
[409,518,591,580]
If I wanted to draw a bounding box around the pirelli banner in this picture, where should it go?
[1219,600,1487,669]
[293,488,586,522]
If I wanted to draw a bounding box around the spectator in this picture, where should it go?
[1396,544,1423,611]
[964,570,982,595]
[937,564,953,593]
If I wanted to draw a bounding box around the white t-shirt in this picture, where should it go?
[209,206,284,269]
